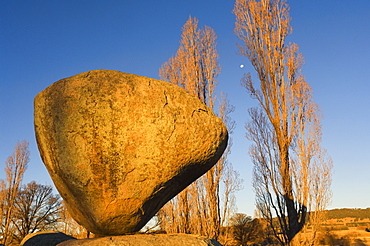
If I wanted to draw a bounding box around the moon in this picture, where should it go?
[240,64,244,68]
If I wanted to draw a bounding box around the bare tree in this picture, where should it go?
[229,213,260,246]
[158,16,218,236]
[0,140,29,245]
[158,17,240,240]
[159,16,219,107]
[9,181,61,244]
[234,0,332,245]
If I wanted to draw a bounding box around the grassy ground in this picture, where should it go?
[327,229,370,246]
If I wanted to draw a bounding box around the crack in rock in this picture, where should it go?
[191,108,208,117]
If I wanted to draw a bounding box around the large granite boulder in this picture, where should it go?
[57,234,223,246]
[34,70,228,236]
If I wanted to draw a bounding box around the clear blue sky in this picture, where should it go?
[1,1,369,216]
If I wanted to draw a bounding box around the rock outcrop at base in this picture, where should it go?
[34,70,228,236]
[57,234,223,246]
[20,231,75,246]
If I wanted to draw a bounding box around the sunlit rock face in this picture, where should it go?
[34,69,228,236]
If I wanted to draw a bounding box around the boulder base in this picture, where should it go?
[57,234,223,246]
[34,70,228,235]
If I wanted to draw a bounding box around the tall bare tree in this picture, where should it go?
[158,17,240,240]
[234,0,332,245]
[159,16,219,107]
[0,140,29,245]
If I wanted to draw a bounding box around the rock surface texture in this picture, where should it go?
[20,231,76,246]
[57,234,223,246]
[34,70,228,236]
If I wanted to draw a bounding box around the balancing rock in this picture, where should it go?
[34,70,228,236]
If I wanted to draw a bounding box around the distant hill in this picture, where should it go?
[327,208,370,219]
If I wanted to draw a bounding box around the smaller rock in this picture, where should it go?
[20,231,76,246]
[56,233,223,246]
